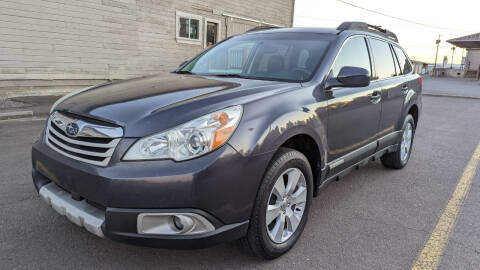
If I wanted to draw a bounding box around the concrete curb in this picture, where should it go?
[2,89,72,99]
[0,117,46,123]
[423,93,480,100]
[0,110,33,120]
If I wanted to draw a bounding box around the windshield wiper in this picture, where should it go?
[210,74,249,78]
[177,72,251,79]
[176,70,195,74]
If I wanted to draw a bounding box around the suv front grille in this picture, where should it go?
[45,112,123,167]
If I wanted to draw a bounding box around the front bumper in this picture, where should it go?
[36,176,249,248]
[39,182,105,237]
[32,138,272,248]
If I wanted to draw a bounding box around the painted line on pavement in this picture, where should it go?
[411,142,480,270]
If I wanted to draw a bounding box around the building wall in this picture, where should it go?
[411,62,427,75]
[0,0,294,84]
[466,49,480,71]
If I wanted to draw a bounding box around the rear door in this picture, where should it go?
[391,45,416,126]
[325,36,382,174]
[368,38,406,147]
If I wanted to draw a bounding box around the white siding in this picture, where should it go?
[0,0,294,82]
[466,49,480,71]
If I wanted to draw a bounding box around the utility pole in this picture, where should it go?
[450,46,456,69]
[434,35,441,75]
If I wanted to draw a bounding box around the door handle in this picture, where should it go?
[370,91,382,104]
[402,85,409,94]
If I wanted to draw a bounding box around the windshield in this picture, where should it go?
[179,32,333,82]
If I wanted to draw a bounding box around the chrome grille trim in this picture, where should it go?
[45,112,123,167]
[48,125,119,148]
[47,135,117,158]
[50,112,123,138]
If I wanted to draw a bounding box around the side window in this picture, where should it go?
[331,36,371,78]
[391,46,400,76]
[369,39,396,79]
[393,46,412,74]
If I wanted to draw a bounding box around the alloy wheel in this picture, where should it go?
[266,168,307,244]
[400,122,413,162]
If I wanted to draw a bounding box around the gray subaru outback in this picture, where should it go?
[32,22,421,259]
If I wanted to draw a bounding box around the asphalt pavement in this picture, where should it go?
[1,95,480,270]
[423,76,480,98]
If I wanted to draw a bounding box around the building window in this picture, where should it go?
[176,11,202,44]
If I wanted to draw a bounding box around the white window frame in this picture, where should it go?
[203,18,222,48]
[176,11,203,45]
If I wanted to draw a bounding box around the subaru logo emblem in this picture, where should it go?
[65,122,80,137]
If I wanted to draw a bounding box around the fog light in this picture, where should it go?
[137,212,215,235]
[173,216,184,231]
[170,215,195,233]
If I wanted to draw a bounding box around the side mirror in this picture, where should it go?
[325,66,370,90]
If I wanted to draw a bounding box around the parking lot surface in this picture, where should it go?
[1,95,479,270]
[423,76,480,98]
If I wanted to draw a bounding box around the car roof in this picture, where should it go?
[244,22,399,45]
[247,27,340,34]
[244,27,340,35]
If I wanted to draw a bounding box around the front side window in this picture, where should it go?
[393,46,412,75]
[176,12,201,41]
[180,33,333,82]
[330,36,371,78]
[369,38,396,79]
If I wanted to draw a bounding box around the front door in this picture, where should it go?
[206,22,218,47]
[325,36,382,174]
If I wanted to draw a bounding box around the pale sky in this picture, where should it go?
[293,0,480,64]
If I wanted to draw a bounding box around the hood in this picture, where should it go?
[56,73,299,137]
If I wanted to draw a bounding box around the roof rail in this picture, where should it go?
[246,25,281,32]
[337,21,398,42]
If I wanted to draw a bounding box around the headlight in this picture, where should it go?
[123,105,242,161]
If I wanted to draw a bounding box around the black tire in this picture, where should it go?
[245,147,313,259]
[381,114,415,169]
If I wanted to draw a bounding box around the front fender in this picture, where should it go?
[229,109,327,168]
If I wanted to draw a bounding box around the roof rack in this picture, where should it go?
[246,25,281,32]
[337,21,398,42]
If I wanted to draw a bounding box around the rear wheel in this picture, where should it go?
[245,147,313,259]
[381,114,415,169]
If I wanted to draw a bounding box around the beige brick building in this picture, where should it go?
[448,33,480,79]
[0,0,294,95]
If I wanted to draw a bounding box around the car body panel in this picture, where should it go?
[324,81,383,173]
[32,138,273,224]
[56,73,299,138]
[377,77,406,133]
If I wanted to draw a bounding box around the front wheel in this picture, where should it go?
[245,147,313,259]
[381,114,416,169]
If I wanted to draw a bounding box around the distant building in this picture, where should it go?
[411,60,428,75]
[0,0,294,95]
[448,33,480,79]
